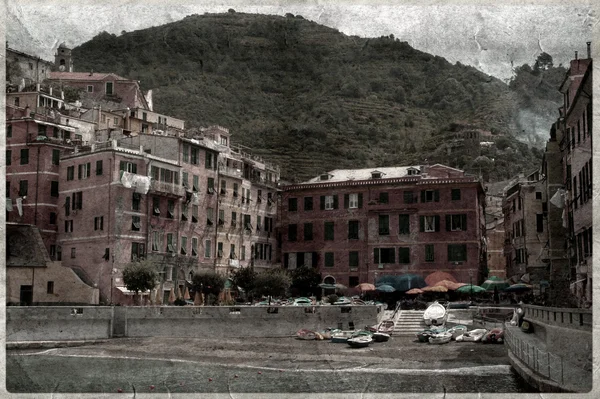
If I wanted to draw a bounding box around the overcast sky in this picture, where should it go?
[4,0,596,81]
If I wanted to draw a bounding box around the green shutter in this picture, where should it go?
[435,215,440,232]
[420,216,425,232]
[462,214,467,231]
[333,195,339,209]
[344,194,349,209]
[358,193,363,208]
[374,248,379,264]
[446,215,451,231]
[78,164,82,179]
[320,196,325,210]
[86,162,91,177]
[421,190,426,202]
[434,190,440,202]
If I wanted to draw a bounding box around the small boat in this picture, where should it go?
[377,319,395,334]
[447,325,468,340]
[481,328,504,344]
[331,331,354,343]
[293,297,313,306]
[455,329,488,342]
[318,328,341,339]
[429,331,452,344]
[424,301,447,326]
[347,335,373,348]
[333,297,352,305]
[447,301,472,309]
[416,327,446,343]
[296,329,317,340]
[372,332,391,342]
[351,330,373,338]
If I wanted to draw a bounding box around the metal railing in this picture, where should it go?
[504,326,564,385]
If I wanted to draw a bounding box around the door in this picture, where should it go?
[20,285,32,305]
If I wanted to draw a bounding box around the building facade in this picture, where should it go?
[280,165,487,287]
[6,47,54,88]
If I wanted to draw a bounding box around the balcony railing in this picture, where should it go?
[220,166,243,178]
[149,180,186,197]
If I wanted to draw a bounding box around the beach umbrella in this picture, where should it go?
[405,288,424,295]
[168,289,175,304]
[194,291,203,305]
[425,271,458,286]
[481,276,510,291]
[376,284,396,293]
[356,283,376,292]
[422,285,449,293]
[504,283,533,293]
[377,274,426,292]
[155,289,162,305]
[434,280,465,290]
[177,285,183,299]
[456,284,486,294]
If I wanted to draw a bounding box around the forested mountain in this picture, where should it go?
[70,12,566,182]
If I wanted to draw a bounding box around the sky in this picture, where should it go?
[4,0,596,81]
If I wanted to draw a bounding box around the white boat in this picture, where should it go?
[455,329,488,342]
[372,332,391,342]
[428,331,452,344]
[423,301,447,326]
[331,331,354,343]
[347,335,373,348]
[447,325,468,340]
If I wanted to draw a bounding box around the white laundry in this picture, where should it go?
[15,197,23,216]
[549,188,565,208]
[6,198,13,212]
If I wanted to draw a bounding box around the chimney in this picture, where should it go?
[587,41,591,59]
[575,51,578,60]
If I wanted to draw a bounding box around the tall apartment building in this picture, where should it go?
[280,164,486,287]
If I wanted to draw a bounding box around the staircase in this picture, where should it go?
[393,310,427,336]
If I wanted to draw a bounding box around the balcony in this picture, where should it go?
[220,166,243,179]
[149,180,186,197]
[250,175,278,188]
[229,259,240,268]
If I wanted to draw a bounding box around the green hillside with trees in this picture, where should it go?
[70,11,566,182]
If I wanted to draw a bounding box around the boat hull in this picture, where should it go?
[347,337,373,348]
[423,301,447,326]
[372,332,390,342]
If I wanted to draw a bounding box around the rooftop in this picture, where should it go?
[48,72,133,81]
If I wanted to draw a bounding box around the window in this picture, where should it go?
[425,244,435,262]
[243,214,251,230]
[241,245,246,261]
[217,242,223,258]
[324,252,334,267]
[267,192,274,205]
[256,215,261,230]
[78,163,91,179]
[64,220,73,232]
[220,180,227,195]
[132,216,141,231]
[192,175,199,192]
[379,192,389,204]
[536,214,544,233]
[50,181,59,197]
[87,85,93,93]
[398,247,410,264]
[321,195,337,210]
[399,214,410,234]
[304,196,313,211]
[6,150,11,166]
[119,161,137,174]
[207,178,215,194]
[152,197,160,216]
[447,214,467,231]
[518,196,522,210]
[14,97,19,107]
[204,151,214,169]
[105,82,114,95]
[130,192,141,211]
[218,209,225,225]
[207,208,214,225]
[205,240,211,258]
[20,149,29,165]
[166,233,175,253]
[349,251,359,268]
[49,212,57,225]
[47,281,54,294]
[191,237,198,257]
[304,223,313,241]
[233,183,239,197]
[535,192,542,200]
[71,248,76,258]
[131,242,146,261]
[420,215,440,232]
[6,181,10,198]
[94,216,104,231]
[229,243,236,259]
[67,166,75,181]
[451,189,461,201]
[19,180,28,196]
[421,189,439,202]
[374,248,395,264]
[181,236,187,255]
[378,215,389,235]
[348,220,359,239]
[231,211,237,227]
[152,231,159,251]
[52,149,60,165]
[167,200,175,218]
[404,191,416,204]
[38,124,47,137]
[288,198,298,211]
[448,244,467,262]
[94,160,103,175]
[288,224,297,241]
[324,221,335,240]
[7,124,12,138]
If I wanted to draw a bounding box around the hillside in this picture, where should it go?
[70,12,562,182]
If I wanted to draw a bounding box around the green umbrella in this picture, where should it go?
[456,284,486,294]
[376,284,396,293]
[481,277,510,291]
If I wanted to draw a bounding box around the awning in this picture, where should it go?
[34,119,78,132]
[116,286,150,295]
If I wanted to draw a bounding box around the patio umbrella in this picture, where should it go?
[356,283,376,292]
[184,287,191,301]
[168,289,175,304]
[377,274,426,292]
[425,271,458,286]
[405,288,424,295]
[504,283,533,292]
[194,291,203,305]
[376,284,396,293]
[422,285,449,293]
[155,289,162,305]
[481,276,510,292]
[434,280,465,290]
[456,284,487,294]
[177,286,183,299]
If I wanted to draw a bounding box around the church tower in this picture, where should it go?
[54,42,73,72]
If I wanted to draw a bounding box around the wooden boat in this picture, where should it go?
[331,331,354,343]
[296,329,317,340]
[447,325,468,340]
[423,301,447,326]
[372,332,391,342]
[377,319,395,334]
[347,335,373,348]
[455,329,488,342]
[429,331,452,344]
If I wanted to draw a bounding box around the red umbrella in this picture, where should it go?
[405,288,424,295]
[425,271,457,286]
[434,280,466,290]
[356,283,376,292]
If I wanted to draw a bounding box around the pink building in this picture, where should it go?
[280,164,487,287]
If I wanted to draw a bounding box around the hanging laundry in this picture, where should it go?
[15,198,23,216]
[6,198,13,212]
[549,188,565,208]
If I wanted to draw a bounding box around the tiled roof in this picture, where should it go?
[302,166,421,183]
[48,72,131,81]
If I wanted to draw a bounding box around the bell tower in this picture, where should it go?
[54,42,73,72]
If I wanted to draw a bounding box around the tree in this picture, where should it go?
[534,52,553,71]
[192,272,225,305]
[231,266,257,299]
[122,260,158,305]
[252,269,292,303]
[290,266,321,297]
